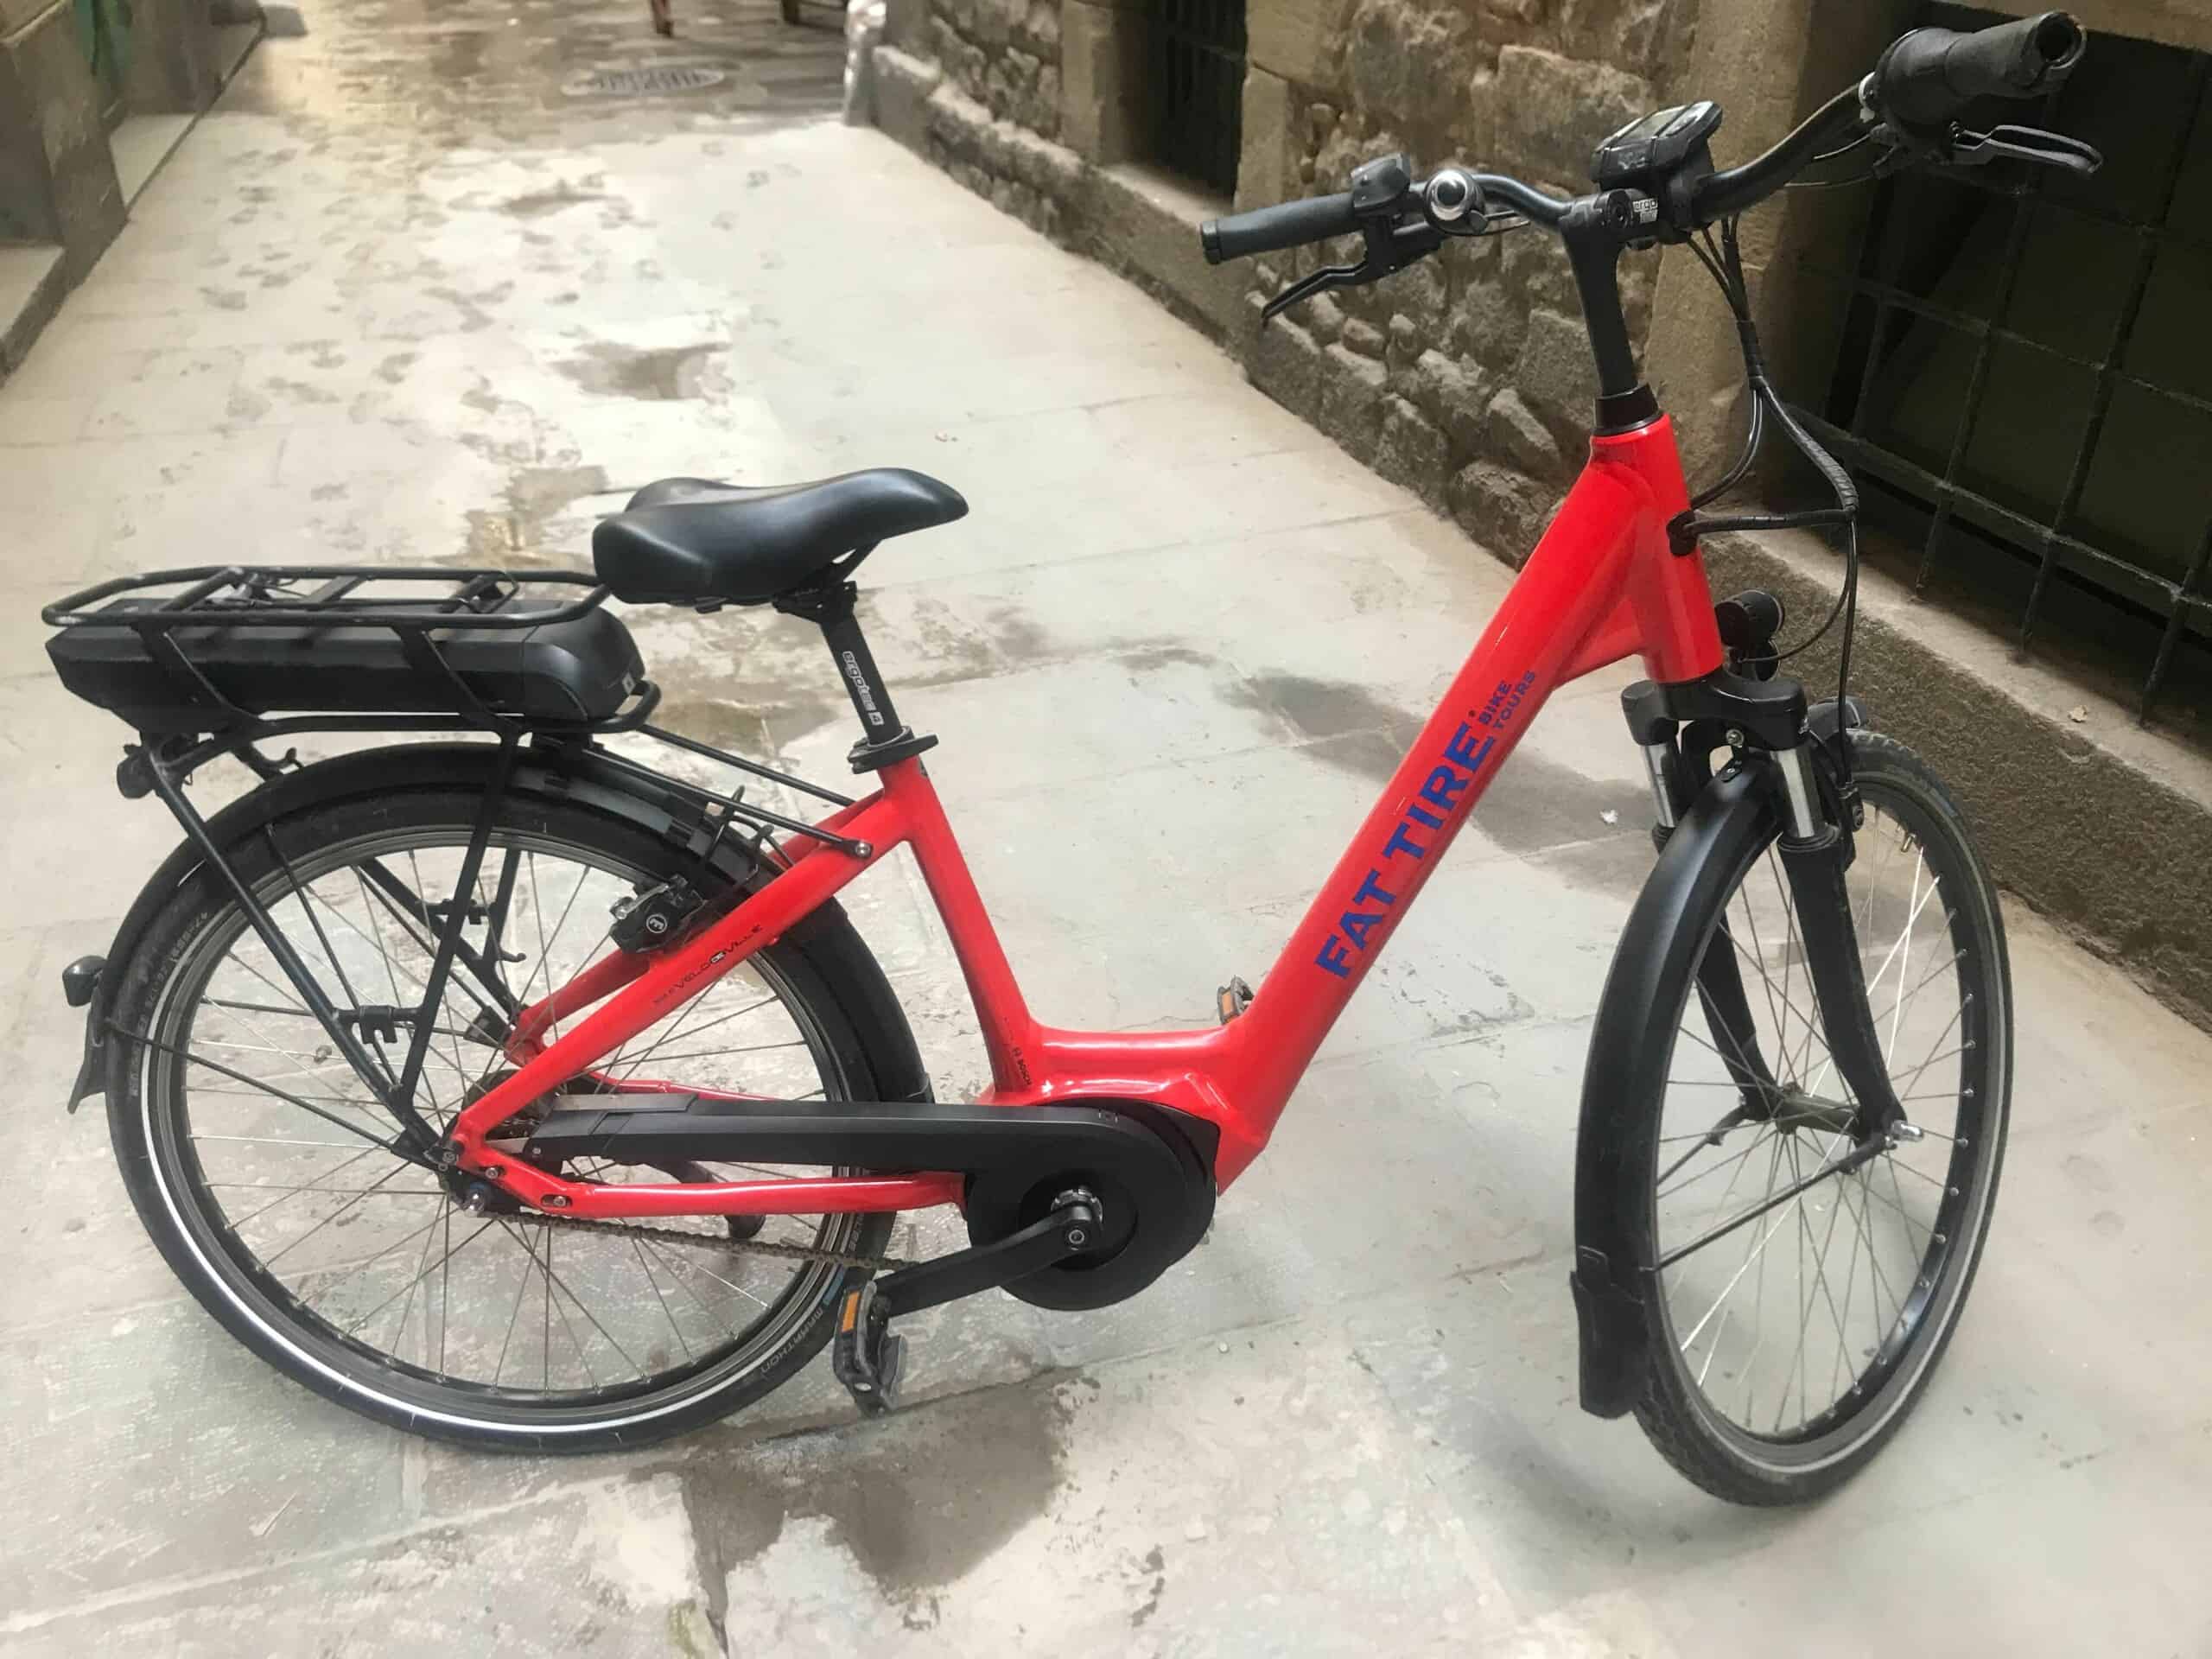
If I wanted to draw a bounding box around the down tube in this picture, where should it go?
[1232,462,1646,1119]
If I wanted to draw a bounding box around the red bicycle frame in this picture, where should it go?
[448,417,1723,1217]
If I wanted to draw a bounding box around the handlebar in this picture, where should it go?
[1872,10,2084,128]
[1691,85,1860,224]
[1200,192,1356,264]
[1200,172,1568,268]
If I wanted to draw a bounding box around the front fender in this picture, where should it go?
[1570,760,1774,1417]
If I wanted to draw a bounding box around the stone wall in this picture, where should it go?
[930,0,1063,141]
[1249,0,1700,558]
[903,0,1069,234]
[880,0,1702,567]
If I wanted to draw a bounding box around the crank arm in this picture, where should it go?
[833,1191,1100,1414]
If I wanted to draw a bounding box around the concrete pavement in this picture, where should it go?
[2,1,2209,1652]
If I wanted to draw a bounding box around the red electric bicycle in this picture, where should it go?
[43,14,2097,1503]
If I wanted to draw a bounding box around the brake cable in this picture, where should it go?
[1673,214,1864,756]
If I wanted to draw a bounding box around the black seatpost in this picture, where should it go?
[775,580,940,772]
[779,580,901,734]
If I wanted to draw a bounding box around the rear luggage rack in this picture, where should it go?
[45,563,608,632]
[44,562,873,871]
[44,563,658,739]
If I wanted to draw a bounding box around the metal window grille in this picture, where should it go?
[1795,6,2212,725]
[1146,0,1245,198]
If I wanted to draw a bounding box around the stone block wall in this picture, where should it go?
[880,0,1703,567]
[909,0,1070,234]
[1239,0,1697,559]
[931,0,1063,140]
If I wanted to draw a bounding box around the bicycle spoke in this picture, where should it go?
[1673,1133,1789,1352]
[406,849,481,1109]
[1656,1126,1770,1202]
[642,1236,745,1344]
[1883,850,1924,1065]
[632,1237,695,1362]
[383,1200,449,1353]
[179,1046,407,1153]
[302,1206,445,1314]
[608,994,779,1082]
[492,1224,542,1385]
[1794,1151,1858,1420]
[525,1228,642,1378]
[1825,1160,1871,1402]
[1737,890,1789,1054]
[221,1141,391,1229]
[1743,1133,1782,1423]
[660,1245,772,1312]
[158,821,860,1411]
[1724,922,1831,1076]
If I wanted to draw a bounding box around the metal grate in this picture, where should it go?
[569,64,728,96]
[1796,6,2212,724]
[1146,0,1245,198]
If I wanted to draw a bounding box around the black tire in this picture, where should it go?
[103,778,918,1452]
[1620,732,2012,1504]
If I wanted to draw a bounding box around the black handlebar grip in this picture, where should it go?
[1199,192,1358,264]
[1874,10,2085,127]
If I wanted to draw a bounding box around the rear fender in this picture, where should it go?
[68,742,919,1110]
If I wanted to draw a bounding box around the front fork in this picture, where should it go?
[1630,647,1909,1142]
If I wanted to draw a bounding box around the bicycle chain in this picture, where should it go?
[509,1207,918,1273]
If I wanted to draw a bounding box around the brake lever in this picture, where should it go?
[1261,260,1373,322]
[1259,217,1446,323]
[1949,123,2103,175]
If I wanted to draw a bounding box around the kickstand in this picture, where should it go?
[832,1189,1101,1414]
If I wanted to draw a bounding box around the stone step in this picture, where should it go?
[0,245,65,382]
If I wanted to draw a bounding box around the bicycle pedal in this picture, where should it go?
[831,1283,906,1415]
[1216,976,1253,1024]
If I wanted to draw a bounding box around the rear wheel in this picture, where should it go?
[1625,733,2012,1503]
[105,783,917,1452]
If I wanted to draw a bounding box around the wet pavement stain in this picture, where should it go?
[460,463,610,566]
[987,607,1053,665]
[498,181,611,219]
[560,341,723,401]
[264,376,341,406]
[652,696,775,757]
[1225,671,1649,852]
[425,282,512,332]
[1236,671,1426,754]
[1470,750,1651,856]
[1116,645,1216,676]
[675,1380,1071,1631]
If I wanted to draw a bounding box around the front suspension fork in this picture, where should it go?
[1635,672,1908,1140]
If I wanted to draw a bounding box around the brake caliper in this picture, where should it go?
[609,876,706,953]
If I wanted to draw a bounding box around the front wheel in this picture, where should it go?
[1609,732,2012,1504]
